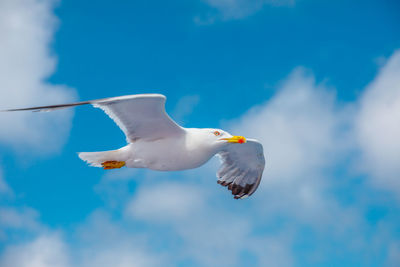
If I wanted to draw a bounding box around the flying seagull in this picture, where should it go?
[2,94,265,199]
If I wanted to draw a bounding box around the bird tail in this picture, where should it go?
[78,150,124,168]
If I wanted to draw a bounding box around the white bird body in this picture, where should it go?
[2,94,266,199]
[80,128,226,171]
[103,129,220,171]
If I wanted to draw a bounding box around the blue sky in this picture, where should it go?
[0,0,400,266]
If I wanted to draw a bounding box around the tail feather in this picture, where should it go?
[78,151,120,167]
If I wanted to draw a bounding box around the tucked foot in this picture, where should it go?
[101,161,126,170]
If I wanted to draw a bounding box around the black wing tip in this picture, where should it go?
[0,101,91,112]
[217,180,254,200]
[0,94,168,113]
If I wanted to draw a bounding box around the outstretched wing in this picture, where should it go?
[217,139,265,199]
[1,94,184,142]
[91,94,184,142]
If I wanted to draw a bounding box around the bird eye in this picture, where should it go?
[214,131,221,136]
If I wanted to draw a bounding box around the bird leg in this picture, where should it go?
[101,161,126,170]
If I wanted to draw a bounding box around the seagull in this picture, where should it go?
[2,94,265,199]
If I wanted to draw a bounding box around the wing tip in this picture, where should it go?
[217,180,257,200]
[234,194,249,200]
[0,94,168,113]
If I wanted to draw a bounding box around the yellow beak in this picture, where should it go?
[220,136,247,144]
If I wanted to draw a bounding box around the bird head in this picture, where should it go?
[191,129,247,153]
[208,129,247,145]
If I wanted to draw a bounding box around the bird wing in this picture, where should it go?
[1,94,184,142]
[217,139,265,199]
[91,94,184,142]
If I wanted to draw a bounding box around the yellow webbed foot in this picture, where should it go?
[101,161,126,170]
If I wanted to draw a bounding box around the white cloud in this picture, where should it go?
[356,50,400,194]
[172,95,200,125]
[75,210,164,267]
[81,248,160,267]
[224,68,365,239]
[0,4,398,262]
[228,68,350,188]
[0,233,70,267]
[197,0,295,22]
[0,168,43,241]
[123,173,294,266]
[125,182,206,222]
[0,0,76,154]
[118,68,377,266]
[2,61,400,266]
[0,203,43,242]
[0,211,163,267]
[0,2,162,264]
[0,168,12,196]
[0,207,41,232]
[0,2,75,264]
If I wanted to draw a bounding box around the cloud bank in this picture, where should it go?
[0,0,76,154]
[356,50,400,195]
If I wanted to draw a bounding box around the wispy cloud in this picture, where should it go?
[0,169,12,197]
[196,0,295,23]
[0,0,76,154]
[0,207,41,233]
[172,95,200,126]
